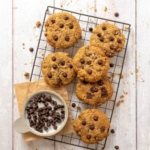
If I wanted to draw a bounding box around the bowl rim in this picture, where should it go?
[22,90,68,137]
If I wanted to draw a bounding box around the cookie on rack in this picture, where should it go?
[42,52,76,87]
[73,45,110,83]
[73,109,110,144]
[90,22,125,57]
[44,12,82,49]
[76,76,113,106]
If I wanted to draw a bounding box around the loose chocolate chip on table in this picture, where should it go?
[111,129,115,133]
[110,63,114,67]
[80,58,85,64]
[65,36,70,41]
[29,47,34,52]
[86,92,92,99]
[98,60,103,65]
[93,116,98,121]
[101,126,105,132]
[100,37,104,42]
[86,135,91,139]
[69,24,73,29]
[72,103,76,107]
[102,26,106,30]
[47,73,52,78]
[114,12,119,17]
[53,35,58,41]
[109,36,114,41]
[89,27,93,32]
[52,56,56,61]
[97,33,101,37]
[114,145,119,149]
[82,120,86,126]
[52,64,57,69]
[90,87,98,93]
[51,19,55,24]
[98,79,104,86]
[59,24,64,28]
[64,16,69,20]
[90,124,95,130]
[117,38,122,43]
[87,69,92,74]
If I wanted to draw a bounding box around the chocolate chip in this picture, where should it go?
[114,12,119,17]
[83,80,88,84]
[86,92,92,99]
[62,72,67,78]
[29,47,34,52]
[72,103,76,107]
[86,135,91,139]
[65,36,70,41]
[102,26,106,30]
[69,64,73,68]
[90,87,98,93]
[59,24,64,28]
[100,126,105,132]
[89,27,93,32]
[110,63,114,67]
[98,79,104,86]
[87,69,92,74]
[97,33,101,37]
[57,78,62,84]
[80,58,85,64]
[52,56,56,61]
[61,114,65,119]
[117,38,122,43]
[44,126,48,131]
[47,73,52,78]
[64,16,69,20]
[51,20,55,24]
[111,129,115,133]
[87,61,91,65]
[52,64,57,69]
[27,115,31,119]
[93,116,98,121]
[82,121,86,126]
[100,37,104,42]
[69,24,73,29]
[109,36,114,41]
[61,61,65,65]
[53,35,58,41]
[53,126,57,130]
[98,60,103,65]
[44,33,47,36]
[90,124,95,130]
[110,45,114,50]
[101,87,108,97]
[114,146,119,149]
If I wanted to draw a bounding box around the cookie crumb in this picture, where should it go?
[120,73,124,78]
[120,95,124,99]
[111,73,116,78]
[42,54,44,56]
[94,7,97,12]
[116,100,124,106]
[36,21,41,28]
[22,43,25,46]
[136,68,139,73]
[124,26,129,30]
[123,90,128,95]
[104,6,107,12]
[24,72,29,78]
[77,106,81,111]
[82,28,85,31]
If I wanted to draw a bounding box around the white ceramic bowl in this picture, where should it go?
[14,90,68,137]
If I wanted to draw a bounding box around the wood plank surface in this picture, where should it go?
[0,0,12,150]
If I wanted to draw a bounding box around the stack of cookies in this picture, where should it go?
[41,12,125,144]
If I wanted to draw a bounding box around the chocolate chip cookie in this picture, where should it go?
[90,22,125,57]
[76,76,113,106]
[73,45,110,83]
[42,52,76,87]
[45,12,82,49]
[73,109,110,144]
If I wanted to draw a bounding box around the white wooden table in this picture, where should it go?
[0,0,148,149]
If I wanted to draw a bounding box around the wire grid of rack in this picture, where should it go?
[30,6,131,150]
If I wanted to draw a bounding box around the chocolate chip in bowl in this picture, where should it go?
[14,90,68,137]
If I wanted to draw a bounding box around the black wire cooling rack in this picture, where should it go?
[30,6,131,150]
